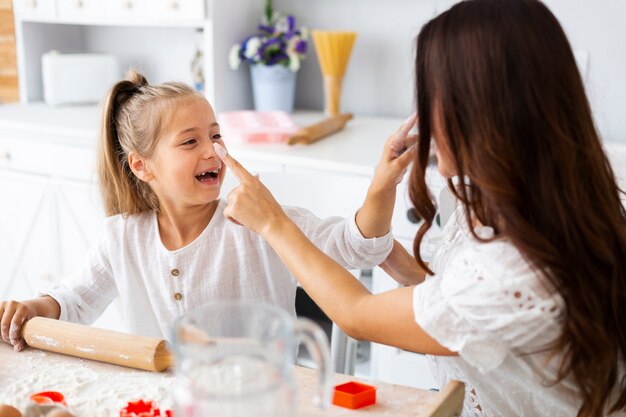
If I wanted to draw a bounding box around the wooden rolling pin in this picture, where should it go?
[20,317,173,372]
[288,113,353,145]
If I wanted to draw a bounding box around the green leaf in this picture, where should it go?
[265,0,273,24]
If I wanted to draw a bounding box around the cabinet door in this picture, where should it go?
[57,0,106,18]
[12,0,56,17]
[370,242,438,390]
[52,178,104,277]
[142,0,205,21]
[52,177,124,331]
[261,172,371,219]
[0,169,56,300]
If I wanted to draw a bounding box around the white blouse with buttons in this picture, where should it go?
[412,206,593,417]
[41,199,393,340]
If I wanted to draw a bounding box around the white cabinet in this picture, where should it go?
[12,0,56,17]
[0,120,123,330]
[56,0,107,19]
[0,169,54,299]
[12,0,260,111]
[52,0,206,21]
[370,246,439,390]
[52,178,104,277]
[0,173,103,298]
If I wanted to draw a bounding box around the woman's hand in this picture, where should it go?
[214,143,291,237]
[355,113,419,238]
[370,113,419,193]
[0,300,36,351]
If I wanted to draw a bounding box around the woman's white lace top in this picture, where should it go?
[412,206,592,417]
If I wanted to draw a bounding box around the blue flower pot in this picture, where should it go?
[250,64,296,113]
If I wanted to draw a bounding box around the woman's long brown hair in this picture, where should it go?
[410,1,626,416]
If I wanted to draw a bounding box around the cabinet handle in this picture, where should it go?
[0,150,11,162]
[26,0,38,8]
[72,0,84,8]
[123,0,134,9]
[169,0,179,10]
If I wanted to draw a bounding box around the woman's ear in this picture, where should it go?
[128,152,154,182]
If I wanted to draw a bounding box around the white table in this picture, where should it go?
[0,343,462,417]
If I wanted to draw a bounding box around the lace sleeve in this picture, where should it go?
[413,240,564,374]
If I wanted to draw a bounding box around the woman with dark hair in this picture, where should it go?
[215,0,626,416]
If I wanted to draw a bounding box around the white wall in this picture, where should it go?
[271,0,626,142]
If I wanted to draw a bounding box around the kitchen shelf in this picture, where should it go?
[18,15,208,28]
[12,0,261,111]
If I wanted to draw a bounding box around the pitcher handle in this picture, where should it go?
[294,318,333,408]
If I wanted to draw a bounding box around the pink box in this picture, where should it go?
[218,111,299,144]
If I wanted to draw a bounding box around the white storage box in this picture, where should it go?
[42,51,120,106]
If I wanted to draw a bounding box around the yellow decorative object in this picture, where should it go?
[312,31,357,116]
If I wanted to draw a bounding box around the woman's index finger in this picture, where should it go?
[214,143,255,183]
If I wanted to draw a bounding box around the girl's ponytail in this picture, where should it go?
[97,70,159,216]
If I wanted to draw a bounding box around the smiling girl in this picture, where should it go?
[0,70,402,347]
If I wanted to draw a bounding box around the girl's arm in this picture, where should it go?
[284,206,393,270]
[216,144,455,356]
[2,231,118,351]
[380,240,427,285]
[0,296,60,351]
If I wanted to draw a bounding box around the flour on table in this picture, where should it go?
[0,347,175,417]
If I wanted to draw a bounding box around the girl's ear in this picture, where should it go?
[128,152,154,182]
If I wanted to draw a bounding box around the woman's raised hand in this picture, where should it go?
[372,113,419,192]
[214,143,290,236]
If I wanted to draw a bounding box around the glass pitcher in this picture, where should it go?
[171,300,332,417]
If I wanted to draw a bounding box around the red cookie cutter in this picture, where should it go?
[120,400,172,417]
[333,381,377,409]
[29,391,67,406]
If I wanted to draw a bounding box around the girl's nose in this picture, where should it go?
[202,140,220,158]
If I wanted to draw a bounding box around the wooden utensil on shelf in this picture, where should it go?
[288,113,353,145]
[312,31,357,116]
[20,317,173,372]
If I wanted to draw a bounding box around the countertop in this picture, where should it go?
[0,342,452,417]
[0,102,407,177]
[1,101,625,180]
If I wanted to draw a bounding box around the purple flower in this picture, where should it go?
[240,36,253,60]
[267,52,289,65]
[259,37,280,55]
[295,39,307,54]
[229,9,307,72]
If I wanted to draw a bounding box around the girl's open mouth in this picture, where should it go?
[195,168,220,183]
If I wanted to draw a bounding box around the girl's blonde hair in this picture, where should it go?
[98,69,204,216]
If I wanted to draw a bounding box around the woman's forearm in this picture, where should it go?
[264,218,371,335]
[263,218,454,355]
[355,186,397,238]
